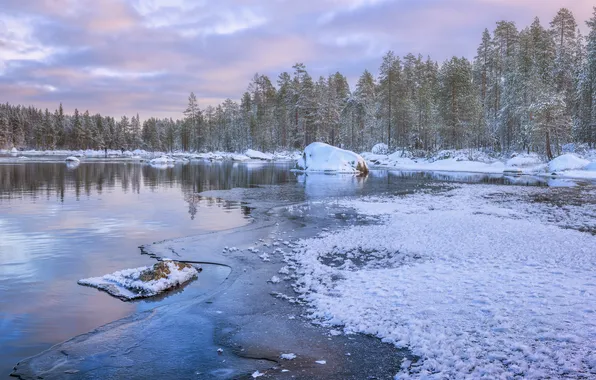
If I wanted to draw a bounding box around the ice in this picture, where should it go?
[289,184,596,378]
[280,353,296,360]
[251,370,264,378]
[315,360,327,365]
[78,260,199,300]
[295,142,369,174]
[244,149,273,160]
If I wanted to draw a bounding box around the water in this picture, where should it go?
[0,160,587,378]
[0,161,294,378]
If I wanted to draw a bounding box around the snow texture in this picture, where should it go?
[296,142,369,174]
[371,143,389,155]
[78,260,199,300]
[288,184,596,379]
[64,156,80,163]
[280,353,297,360]
[245,149,273,160]
[548,154,590,172]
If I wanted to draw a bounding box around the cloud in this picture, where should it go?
[0,0,594,119]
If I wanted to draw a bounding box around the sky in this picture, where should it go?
[0,0,594,120]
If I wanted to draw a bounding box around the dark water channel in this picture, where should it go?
[0,160,586,378]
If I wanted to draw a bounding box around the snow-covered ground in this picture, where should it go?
[286,184,596,378]
[0,148,301,162]
[78,260,199,300]
[362,149,596,181]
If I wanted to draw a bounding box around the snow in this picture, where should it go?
[287,184,596,379]
[245,149,273,160]
[295,142,369,174]
[270,275,281,284]
[78,260,199,300]
[315,360,327,365]
[10,147,18,154]
[371,143,388,155]
[251,370,264,378]
[585,162,596,171]
[280,353,296,360]
[149,156,175,166]
[548,154,590,172]
[506,153,543,168]
[363,149,504,174]
[230,154,250,161]
[359,149,596,181]
[65,156,80,163]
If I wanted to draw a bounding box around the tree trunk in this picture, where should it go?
[545,129,553,161]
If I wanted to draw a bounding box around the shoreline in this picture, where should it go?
[11,184,410,379]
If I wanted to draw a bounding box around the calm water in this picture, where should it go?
[0,161,295,377]
[0,160,584,377]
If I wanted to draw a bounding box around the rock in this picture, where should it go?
[295,142,369,174]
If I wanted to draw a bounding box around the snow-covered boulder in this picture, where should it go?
[295,142,369,174]
[371,143,388,155]
[548,154,589,172]
[78,260,200,300]
[506,153,543,168]
[10,147,18,154]
[65,156,80,163]
[230,154,250,161]
[245,149,273,160]
[149,156,175,165]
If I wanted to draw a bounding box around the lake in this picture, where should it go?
[0,159,584,377]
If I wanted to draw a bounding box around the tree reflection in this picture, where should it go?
[0,161,297,219]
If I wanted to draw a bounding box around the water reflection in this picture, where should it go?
[0,161,297,378]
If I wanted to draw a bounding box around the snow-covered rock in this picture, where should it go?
[10,147,18,154]
[506,153,543,168]
[149,156,175,165]
[78,260,199,300]
[230,154,250,161]
[295,142,369,174]
[245,149,273,160]
[548,153,589,172]
[371,143,388,155]
[65,156,80,163]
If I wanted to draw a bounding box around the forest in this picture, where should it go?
[1,8,595,159]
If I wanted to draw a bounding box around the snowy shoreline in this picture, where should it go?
[287,184,596,378]
[2,146,595,181]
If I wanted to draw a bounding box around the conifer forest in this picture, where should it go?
[2,8,595,159]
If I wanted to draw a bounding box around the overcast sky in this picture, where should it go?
[0,0,594,119]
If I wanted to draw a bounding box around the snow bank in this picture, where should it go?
[78,260,199,300]
[230,154,250,161]
[371,143,388,155]
[288,185,596,378]
[295,142,368,174]
[65,156,80,163]
[506,153,543,168]
[245,149,273,160]
[548,154,590,172]
[363,149,505,174]
[149,156,175,165]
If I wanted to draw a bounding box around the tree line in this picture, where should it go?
[1,7,595,158]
